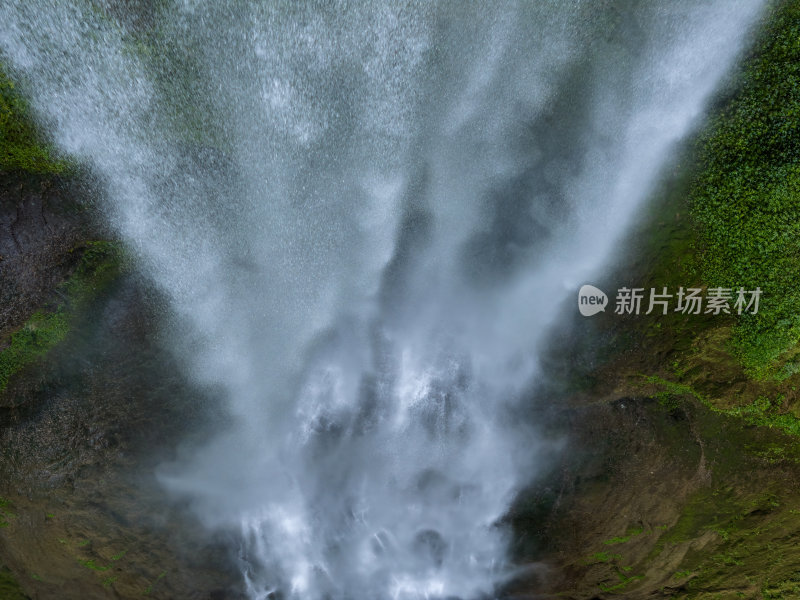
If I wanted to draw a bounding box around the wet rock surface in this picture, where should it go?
[0,273,245,599]
[0,173,99,337]
[0,176,245,599]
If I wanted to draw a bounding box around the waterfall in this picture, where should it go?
[0,1,763,598]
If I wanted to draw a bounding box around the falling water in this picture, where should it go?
[1,1,763,598]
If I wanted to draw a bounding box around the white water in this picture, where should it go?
[1,2,763,598]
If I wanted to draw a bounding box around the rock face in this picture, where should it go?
[0,276,243,599]
[0,173,96,337]
[0,175,244,599]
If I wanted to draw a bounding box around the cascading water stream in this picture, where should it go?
[0,2,764,598]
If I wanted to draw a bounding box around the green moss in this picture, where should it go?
[0,309,69,392]
[0,67,70,174]
[0,567,27,600]
[78,559,110,572]
[653,482,800,597]
[724,394,800,436]
[589,551,622,563]
[690,0,800,378]
[644,375,800,438]
[763,576,800,599]
[602,526,646,546]
[641,374,705,407]
[63,241,126,307]
[144,570,166,595]
[599,571,644,593]
[0,241,125,392]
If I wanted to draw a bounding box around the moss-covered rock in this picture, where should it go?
[0,310,69,393]
[522,4,800,597]
[0,565,28,600]
[0,240,124,393]
[691,0,800,379]
[0,67,69,175]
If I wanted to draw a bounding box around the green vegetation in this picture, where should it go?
[644,375,800,439]
[63,241,126,306]
[642,374,704,407]
[763,577,800,599]
[589,551,622,563]
[602,526,646,546]
[0,241,124,392]
[724,394,800,436]
[0,309,69,391]
[691,0,800,378]
[571,391,800,597]
[598,571,644,593]
[78,558,111,572]
[0,497,15,528]
[0,67,70,174]
[0,567,27,600]
[649,484,796,596]
[144,570,166,595]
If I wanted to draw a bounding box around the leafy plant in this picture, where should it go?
[691,1,800,378]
